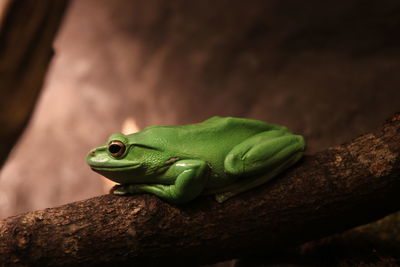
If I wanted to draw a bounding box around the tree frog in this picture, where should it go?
[86,116,305,203]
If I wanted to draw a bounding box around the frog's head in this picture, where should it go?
[86,133,162,184]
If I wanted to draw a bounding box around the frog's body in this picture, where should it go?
[87,116,305,203]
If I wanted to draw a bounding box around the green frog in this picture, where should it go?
[86,116,305,203]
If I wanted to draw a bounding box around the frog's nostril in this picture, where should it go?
[90,150,96,156]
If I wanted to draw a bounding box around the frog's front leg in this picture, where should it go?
[114,160,209,203]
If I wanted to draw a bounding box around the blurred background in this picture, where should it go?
[1,0,399,218]
[0,1,399,264]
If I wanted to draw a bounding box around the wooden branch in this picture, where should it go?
[0,0,68,167]
[0,114,399,266]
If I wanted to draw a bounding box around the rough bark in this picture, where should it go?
[0,0,68,167]
[0,114,399,266]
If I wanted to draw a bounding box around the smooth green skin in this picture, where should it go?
[86,116,305,203]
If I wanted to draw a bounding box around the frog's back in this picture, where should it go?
[132,116,285,161]
[181,116,284,140]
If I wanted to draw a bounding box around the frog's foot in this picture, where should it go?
[214,192,235,203]
[112,184,130,195]
[112,184,142,195]
[110,184,125,195]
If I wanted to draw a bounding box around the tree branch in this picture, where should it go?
[0,114,399,266]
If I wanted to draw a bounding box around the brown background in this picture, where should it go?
[0,0,399,220]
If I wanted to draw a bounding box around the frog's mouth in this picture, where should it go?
[89,164,142,172]
[90,164,147,184]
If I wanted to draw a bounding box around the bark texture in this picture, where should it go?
[0,0,68,167]
[0,114,399,266]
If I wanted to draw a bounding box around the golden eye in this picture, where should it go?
[108,140,126,157]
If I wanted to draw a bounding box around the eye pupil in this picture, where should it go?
[108,141,126,157]
[109,144,121,154]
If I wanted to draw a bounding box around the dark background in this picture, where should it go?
[1,0,399,217]
[0,2,399,264]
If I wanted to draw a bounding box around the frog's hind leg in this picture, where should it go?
[215,151,302,202]
[216,130,305,202]
[224,130,305,176]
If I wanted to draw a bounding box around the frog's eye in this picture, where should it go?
[108,140,126,157]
